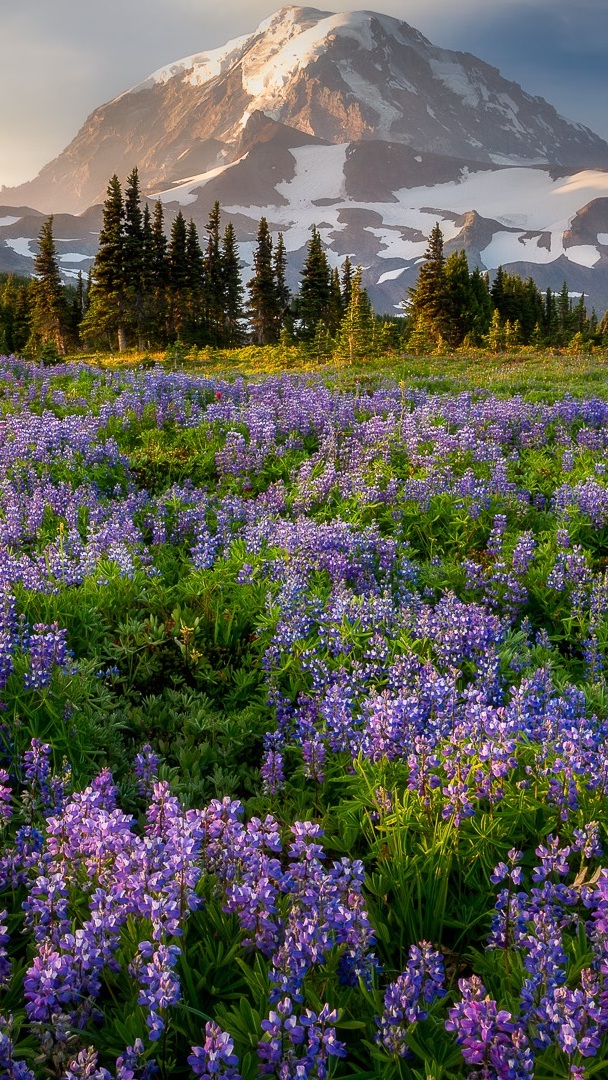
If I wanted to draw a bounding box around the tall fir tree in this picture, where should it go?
[486,308,506,352]
[341,255,354,309]
[572,293,588,333]
[248,217,280,345]
[273,231,291,336]
[442,249,473,347]
[468,267,493,344]
[203,201,224,346]
[297,225,331,340]
[557,280,571,336]
[490,266,506,313]
[123,167,145,348]
[407,222,447,343]
[221,222,244,346]
[335,265,375,363]
[184,219,204,342]
[67,271,86,343]
[327,267,344,336]
[82,175,127,350]
[150,200,169,343]
[140,202,156,346]
[544,286,557,342]
[29,215,69,356]
[168,211,189,339]
[0,274,32,355]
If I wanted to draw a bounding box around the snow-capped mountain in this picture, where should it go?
[2,5,608,313]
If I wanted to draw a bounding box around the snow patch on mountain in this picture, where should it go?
[57,252,92,264]
[128,34,252,94]
[565,246,602,268]
[241,11,375,98]
[276,144,349,204]
[338,62,402,133]
[0,217,20,228]
[153,156,249,206]
[220,148,608,280]
[429,59,480,107]
[377,266,409,284]
[4,238,34,258]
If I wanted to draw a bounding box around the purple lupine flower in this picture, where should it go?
[23,622,69,690]
[0,769,12,822]
[488,849,527,951]
[188,1022,242,1079]
[0,1013,36,1080]
[572,822,603,860]
[130,940,182,1040]
[261,733,285,797]
[534,971,603,1059]
[376,942,446,1057]
[511,532,536,575]
[0,912,11,989]
[115,1040,158,1080]
[258,997,345,1079]
[62,1047,112,1080]
[133,744,161,799]
[446,976,534,1079]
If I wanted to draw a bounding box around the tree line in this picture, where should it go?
[16,167,384,360]
[2,168,607,361]
[406,222,605,350]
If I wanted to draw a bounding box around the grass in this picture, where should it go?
[66,342,608,398]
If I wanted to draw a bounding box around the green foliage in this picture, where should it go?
[295,224,332,340]
[28,216,70,356]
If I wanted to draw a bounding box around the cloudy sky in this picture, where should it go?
[1,0,607,190]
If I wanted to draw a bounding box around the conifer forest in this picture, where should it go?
[2,166,608,1080]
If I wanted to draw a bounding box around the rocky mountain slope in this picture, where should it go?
[2,5,608,313]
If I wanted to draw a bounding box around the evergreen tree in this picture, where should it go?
[221,222,244,346]
[341,256,354,309]
[486,308,506,352]
[407,312,435,355]
[468,267,493,343]
[140,203,156,346]
[297,225,331,340]
[327,267,344,336]
[490,266,506,313]
[273,232,291,335]
[521,277,544,343]
[168,211,189,339]
[407,222,447,343]
[572,293,588,334]
[443,249,473,347]
[150,201,169,343]
[29,216,69,356]
[335,265,374,363]
[184,219,204,342]
[203,201,224,345]
[504,319,521,348]
[557,281,571,337]
[544,287,557,343]
[123,167,145,346]
[76,271,86,319]
[490,268,544,344]
[68,271,86,342]
[248,217,280,344]
[0,274,32,355]
[82,175,127,350]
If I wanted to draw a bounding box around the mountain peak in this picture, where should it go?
[2,3,608,216]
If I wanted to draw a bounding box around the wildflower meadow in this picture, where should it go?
[2,352,608,1079]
